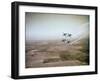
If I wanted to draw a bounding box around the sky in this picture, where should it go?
[25,12,89,41]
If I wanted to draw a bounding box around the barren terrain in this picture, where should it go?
[25,37,89,68]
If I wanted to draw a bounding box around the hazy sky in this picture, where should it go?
[25,12,89,41]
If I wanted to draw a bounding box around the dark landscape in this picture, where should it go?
[25,36,89,68]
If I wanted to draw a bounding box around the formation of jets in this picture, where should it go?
[62,33,72,44]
